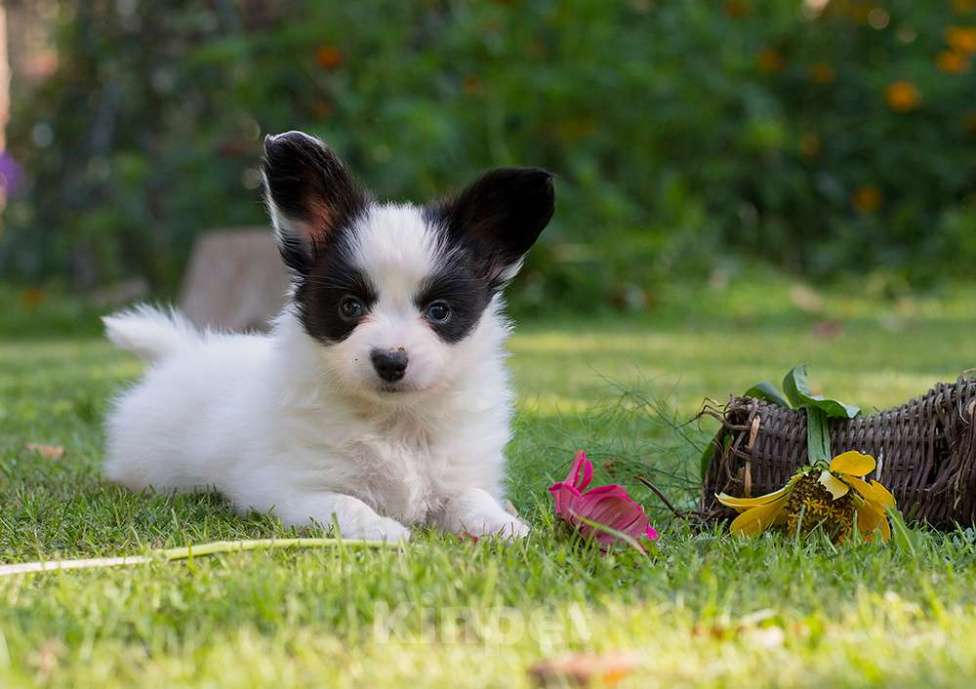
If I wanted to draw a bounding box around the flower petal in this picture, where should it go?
[818,470,850,500]
[716,486,789,512]
[869,480,896,509]
[582,484,630,498]
[830,451,876,477]
[855,500,891,542]
[729,497,787,537]
[577,493,641,531]
[570,489,655,547]
[566,450,593,491]
[548,482,581,521]
[844,476,896,510]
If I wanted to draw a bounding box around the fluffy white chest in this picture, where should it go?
[277,402,451,525]
[347,434,443,524]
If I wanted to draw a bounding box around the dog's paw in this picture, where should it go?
[313,495,412,543]
[464,514,530,540]
[367,517,412,543]
[346,515,412,543]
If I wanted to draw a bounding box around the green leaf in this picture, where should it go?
[782,365,860,419]
[806,407,831,464]
[782,364,813,409]
[743,381,791,408]
[887,507,918,558]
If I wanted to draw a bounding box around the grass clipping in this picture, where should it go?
[0,538,399,577]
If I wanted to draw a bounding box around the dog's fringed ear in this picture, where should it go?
[436,167,555,286]
[263,131,367,276]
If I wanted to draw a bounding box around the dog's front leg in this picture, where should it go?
[277,492,411,542]
[435,488,530,539]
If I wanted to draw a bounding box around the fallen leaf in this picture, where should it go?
[20,288,47,310]
[25,443,64,460]
[529,652,640,687]
[691,609,779,641]
[27,638,65,680]
[811,320,843,340]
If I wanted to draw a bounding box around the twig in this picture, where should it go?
[636,476,686,519]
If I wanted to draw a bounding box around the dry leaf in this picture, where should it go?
[811,320,844,340]
[25,443,64,460]
[27,638,65,681]
[691,609,780,641]
[529,652,640,688]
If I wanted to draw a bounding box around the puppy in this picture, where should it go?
[102,131,554,541]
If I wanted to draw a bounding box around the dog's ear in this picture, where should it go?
[436,167,555,286]
[263,131,367,275]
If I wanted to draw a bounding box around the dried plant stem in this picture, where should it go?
[637,476,687,518]
[0,538,398,578]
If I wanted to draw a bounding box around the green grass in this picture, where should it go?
[2,277,976,688]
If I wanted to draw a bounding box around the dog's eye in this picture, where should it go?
[339,296,366,321]
[424,300,452,323]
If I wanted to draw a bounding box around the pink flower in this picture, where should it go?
[548,450,659,552]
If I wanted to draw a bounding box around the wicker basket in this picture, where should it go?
[701,376,976,528]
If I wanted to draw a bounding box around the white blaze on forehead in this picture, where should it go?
[347,204,442,299]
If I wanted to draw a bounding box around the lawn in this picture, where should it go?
[2,277,976,689]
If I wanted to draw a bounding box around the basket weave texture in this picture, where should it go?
[701,376,976,528]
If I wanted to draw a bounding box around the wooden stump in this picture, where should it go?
[180,228,290,332]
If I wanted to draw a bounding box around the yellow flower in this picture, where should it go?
[954,0,976,14]
[314,45,344,70]
[852,185,882,213]
[937,50,970,74]
[800,133,821,158]
[947,26,976,54]
[964,111,976,136]
[462,74,483,95]
[824,451,896,541]
[809,62,836,84]
[885,81,921,112]
[724,0,751,18]
[826,0,872,24]
[717,451,896,542]
[757,49,785,74]
[20,288,47,310]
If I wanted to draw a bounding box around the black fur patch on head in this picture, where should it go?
[414,257,493,344]
[262,131,368,276]
[262,131,374,341]
[298,237,378,343]
[430,167,555,289]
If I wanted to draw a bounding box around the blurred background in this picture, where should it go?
[1,0,975,332]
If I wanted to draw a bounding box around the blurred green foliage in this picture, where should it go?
[2,0,976,311]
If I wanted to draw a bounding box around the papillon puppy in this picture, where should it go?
[102,131,554,541]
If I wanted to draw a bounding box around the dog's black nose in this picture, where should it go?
[370,348,408,383]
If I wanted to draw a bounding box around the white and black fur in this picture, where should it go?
[102,131,554,541]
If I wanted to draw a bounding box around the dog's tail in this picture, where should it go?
[102,305,201,363]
